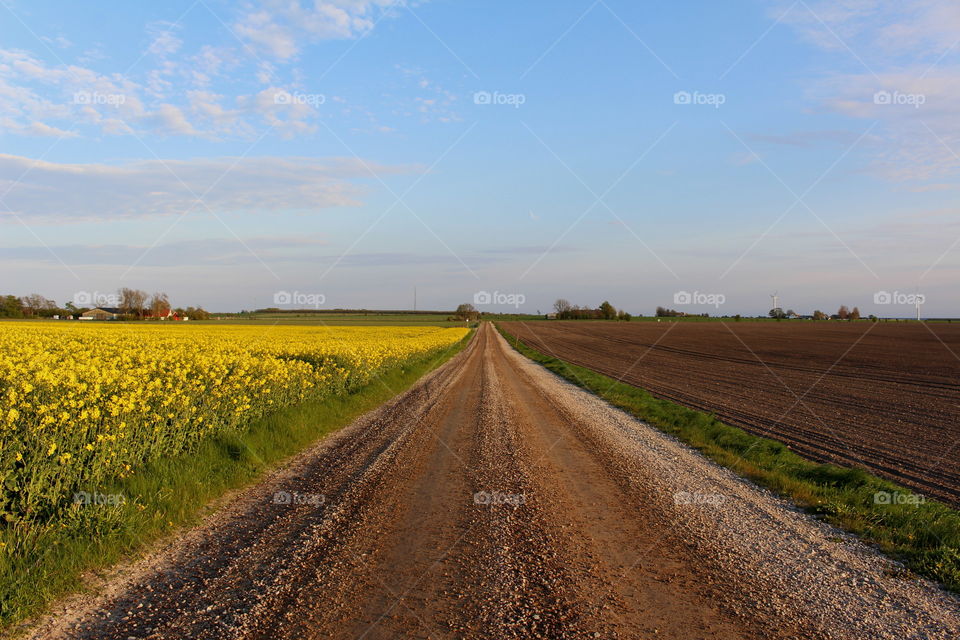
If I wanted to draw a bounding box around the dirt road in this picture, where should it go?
[27,324,960,639]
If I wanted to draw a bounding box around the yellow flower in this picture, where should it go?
[0,321,467,522]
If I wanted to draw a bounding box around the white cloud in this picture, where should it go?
[238,86,319,136]
[747,130,868,147]
[25,121,78,137]
[0,235,328,267]
[781,1,960,182]
[0,1,419,141]
[391,66,460,123]
[40,36,72,49]
[0,48,330,139]
[146,22,184,58]
[0,154,419,221]
[142,103,199,136]
[187,90,248,136]
[780,0,960,60]
[233,0,412,60]
[188,45,235,85]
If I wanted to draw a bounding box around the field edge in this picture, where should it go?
[494,322,960,595]
[0,330,474,634]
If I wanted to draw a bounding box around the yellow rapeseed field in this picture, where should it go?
[0,322,467,522]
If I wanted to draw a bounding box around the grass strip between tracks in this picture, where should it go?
[0,330,474,633]
[496,323,960,594]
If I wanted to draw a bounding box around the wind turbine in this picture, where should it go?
[770,292,779,313]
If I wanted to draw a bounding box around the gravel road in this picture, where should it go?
[22,323,960,639]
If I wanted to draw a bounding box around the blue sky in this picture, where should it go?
[1,0,959,316]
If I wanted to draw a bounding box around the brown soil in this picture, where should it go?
[500,320,960,505]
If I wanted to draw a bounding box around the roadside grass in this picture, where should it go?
[496,324,960,594]
[0,332,472,632]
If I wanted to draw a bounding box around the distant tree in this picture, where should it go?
[656,306,685,318]
[599,300,616,320]
[553,299,571,315]
[1,295,24,318]
[813,310,827,320]
[850,306,861,321]
[183,306,210,321]
[20,294,57,317]
[148,292,171,318]
[838,305,850,320]
[769,308,786,319]
[119,288,148,318]
[454,303,479,321]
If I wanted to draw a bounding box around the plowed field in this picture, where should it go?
[500,321,960,505]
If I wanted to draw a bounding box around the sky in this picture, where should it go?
[1,0,959,316]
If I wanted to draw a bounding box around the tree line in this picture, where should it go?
[655,306,710,318]
[655,305,872,320]
[0,289,210,320]
[553,299,632,320]
[770,305,866,320]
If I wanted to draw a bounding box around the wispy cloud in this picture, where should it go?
[0,2,421,140]
[0,154,420,221]
[779,1,960,182]
[232,0,413,60]
[747,129,868,147]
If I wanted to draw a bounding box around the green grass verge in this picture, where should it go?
[0,331,472,631]
[496,323,960,593]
